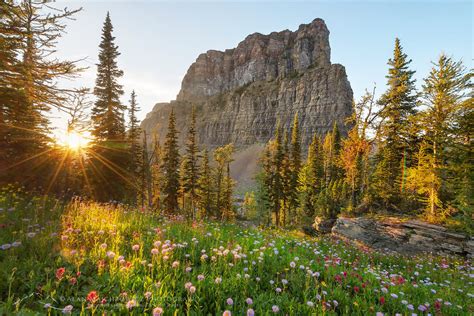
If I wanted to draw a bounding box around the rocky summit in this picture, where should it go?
[141,18,353,184]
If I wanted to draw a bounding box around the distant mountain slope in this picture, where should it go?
[141,18,353,188]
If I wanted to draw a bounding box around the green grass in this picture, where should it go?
[0,189,473,315]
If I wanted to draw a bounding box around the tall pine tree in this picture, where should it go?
[1,1,81,189]
[197,149,213,218]
[181,106,200,218]
[89,12,130,201]
[91,12,125,140]
[373,38,418,209]
[288,113,301,224]
[408,55,470,217]
[128,90,141,201]
[162,109,180,213]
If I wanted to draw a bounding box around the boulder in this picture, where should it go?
[332,217,472,257]
[313,217,336,234]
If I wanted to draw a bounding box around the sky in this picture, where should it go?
[51,0,472,132]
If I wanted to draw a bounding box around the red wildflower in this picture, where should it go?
[97,260,106,269]
[69,277,77,285]
[353,286,360,293]
[379,297,385,305]
[434,300,442,310]
[101,298,107,305]
[87,291,99,303]
[56,267,66,280]
[335,275,342,283]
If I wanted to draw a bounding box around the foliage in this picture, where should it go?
[0,191,472,315]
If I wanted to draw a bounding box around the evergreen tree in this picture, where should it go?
[410,55,470,217]
[374,38,418,208]
[150,133,162,209]
[298,134,323,221]
[288,113,301,224]
[162,109,180,213]
[281,130,291,226]
[128,90,142,201]
[451,83,473,224]
[89,12,130,201]
[181,106,200,218]
[0,1,81,188]
[222,160,235,221]
[91,12,125,139]
[197,149,213,218]
[271,123,285,226]
[213,144,234,219]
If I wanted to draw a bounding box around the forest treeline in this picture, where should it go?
[0,2,472,230]
[249,38,472,231]
[0,1,235,220]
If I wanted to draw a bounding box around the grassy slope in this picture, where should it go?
[0,190,472,315]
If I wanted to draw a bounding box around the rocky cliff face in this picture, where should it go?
[141,18,353,184]
[176,18,331,101]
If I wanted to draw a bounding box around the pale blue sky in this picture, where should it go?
[52,0,472,130]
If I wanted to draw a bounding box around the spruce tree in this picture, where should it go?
[128,90,142,201]
[288,113,301,224]
[162,109,180,213]
[222,161,235,221]
[298,134,323,220]
[281,129,291,226]
[150,133,162,209]
[0,1,81,188]
[415,55,469,217]
[213,144,234,219]
[271,122,285,226]
[374,38,418,208]
[197,149,213,218]
[181,106,200,218]
[91,12,125,139]
[89,12,129,201]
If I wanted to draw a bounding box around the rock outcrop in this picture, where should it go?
[141,18,353,149]
[331,217,474,258]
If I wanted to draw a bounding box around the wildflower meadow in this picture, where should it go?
[0,189,472,315]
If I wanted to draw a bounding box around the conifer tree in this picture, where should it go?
[298,134,323,220]
[257,144,273,225]
[89,12,129,201]
[128,90,141,201]
[408,55,469,217]
[181,106,200,218]
[222,161,236,221]
[0,0,81,187]
[213,144,234,219]
[373,38,418,208]
[91,12,125,139]
[150,133,162,209]
[162,109,180,213]
[288,114,301,224]
[197,149,213,218]
[271,123,285,226]
[281,130,291,226]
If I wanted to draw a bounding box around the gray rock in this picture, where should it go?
[332,217,471,257]
[313,217,336,234]
[141,18,353,151]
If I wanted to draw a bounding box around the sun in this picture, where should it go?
[57,131,91,150]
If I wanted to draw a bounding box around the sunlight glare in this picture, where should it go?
[58,131,91,150]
